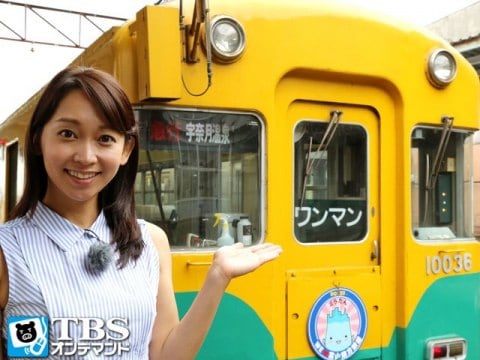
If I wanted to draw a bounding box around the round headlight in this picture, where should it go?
[427,49,457,88]
[209,16,246,63]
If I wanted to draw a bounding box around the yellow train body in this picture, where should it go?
[1,1,479,358]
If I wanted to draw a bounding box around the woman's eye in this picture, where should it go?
[59,129,76,138]
[99,134,116,143]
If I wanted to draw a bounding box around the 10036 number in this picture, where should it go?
[426,253,472,275]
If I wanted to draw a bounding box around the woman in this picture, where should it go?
[0,66,281,359]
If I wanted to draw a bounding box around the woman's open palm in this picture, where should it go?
[212,243,282,280]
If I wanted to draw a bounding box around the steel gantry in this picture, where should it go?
[0,0,127,49]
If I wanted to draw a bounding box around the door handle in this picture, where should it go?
[370,240,379,261]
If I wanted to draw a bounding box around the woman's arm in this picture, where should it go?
[147,223,281,360]
[0,248,8,360]
[0,310,4,360]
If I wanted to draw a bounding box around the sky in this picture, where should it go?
[0,0,479,124]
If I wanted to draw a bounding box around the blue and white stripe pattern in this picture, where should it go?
[0,202,159,359]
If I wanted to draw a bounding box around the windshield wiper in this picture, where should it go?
[423,116,453,224]
[299,110,342,207]
[427,116,454,191]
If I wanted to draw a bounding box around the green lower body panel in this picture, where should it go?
[176,292,276,359]
[176,273,480,359]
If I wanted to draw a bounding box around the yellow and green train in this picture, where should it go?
[1,0,479,358]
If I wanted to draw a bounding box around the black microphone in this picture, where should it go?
[86,241,114,274]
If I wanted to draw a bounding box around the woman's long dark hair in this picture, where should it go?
[10,66,143,267]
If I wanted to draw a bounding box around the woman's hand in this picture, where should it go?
[148,238,281,360]
[210,243,282,283]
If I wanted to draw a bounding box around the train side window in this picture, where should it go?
[135,109,263,249]
[411,126,475,241]
[293,120,367,243]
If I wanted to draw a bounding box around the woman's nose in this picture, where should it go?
[72,141,97,164]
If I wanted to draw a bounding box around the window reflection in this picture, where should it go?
[135,109,263,248]
[294,121,368,243]
[411,127,474,240]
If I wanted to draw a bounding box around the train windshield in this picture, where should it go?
[411,125,475,241]
[293,120,368,243]
[134,109,263,249]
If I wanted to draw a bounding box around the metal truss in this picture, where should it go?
[0,1,127,49]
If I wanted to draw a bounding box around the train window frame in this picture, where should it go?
[133,106,266,252]
[293,119,369,244]
[410,125,476,242]
[0,139,20,221]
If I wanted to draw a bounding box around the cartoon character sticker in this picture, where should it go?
[307,288,367,359]
[7,316,49,357]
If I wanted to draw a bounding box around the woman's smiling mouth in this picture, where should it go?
[66,169,99,179]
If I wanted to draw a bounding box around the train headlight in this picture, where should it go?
[209,15,246,63]
[427,49,457,88]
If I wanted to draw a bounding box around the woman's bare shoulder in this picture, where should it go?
[144,221,170,254]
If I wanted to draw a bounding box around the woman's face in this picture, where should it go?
[40,90,133,210]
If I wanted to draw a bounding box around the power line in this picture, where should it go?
[0,1,127,49]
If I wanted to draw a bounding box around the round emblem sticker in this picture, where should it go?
[307,288,367,359]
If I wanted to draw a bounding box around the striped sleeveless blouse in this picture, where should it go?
[0,202,159,359]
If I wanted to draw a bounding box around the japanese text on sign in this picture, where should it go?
[185,122,230,144]
[295,206,363,228]
[149,120,231,145]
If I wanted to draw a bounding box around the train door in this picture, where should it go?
[287,102,381,359]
